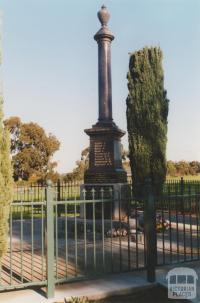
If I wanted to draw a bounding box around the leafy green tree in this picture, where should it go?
[126,47,169,196]
[189,161,200,175]
[4,117,60,182]
[167,160,200,177]
[68,147,89,181]
[167,161,177,177]
[175,161,192,176]
[0,96,13,259]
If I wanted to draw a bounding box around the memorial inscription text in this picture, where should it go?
[94,141,112,167]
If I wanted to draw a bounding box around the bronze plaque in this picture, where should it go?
[93,141,113,167]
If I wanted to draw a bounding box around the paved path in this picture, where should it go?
[156,261,200,303]
[0,271,153,303]
[1,261,200,303]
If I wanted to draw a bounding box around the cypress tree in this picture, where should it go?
[126,47,169,197]
[0,31,13,259]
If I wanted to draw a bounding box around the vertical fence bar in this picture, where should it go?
[127,186,131,271]
[110,188,113,272]
[180,178,186,262]
[92,188,96,270]
[143,198,146,268]
[182,193,186,262]
[135,199,139,269]
[9,204,13,285]
[196,195,200,259]
[41,203,44,281]
[37,183,39,202]
[45,180,55,298]
[74,198,78,276]
[67,181,69,199]
[161,195,165,265]
[20,199,24,283]
[168,184,172,264]
[101,188,105,272]
[65,203,68,278]
[175,184,179,262]
[144,179,156,282]
[57,179,61,217]
[189,184,193,260]
[31,199,34,281]
[118,185,122,272]
[55,202,58,280]
[83,189,87,273]
[197,195,200,259]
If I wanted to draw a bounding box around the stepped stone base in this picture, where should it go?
[84,121,127,185]
[83,121,128,220]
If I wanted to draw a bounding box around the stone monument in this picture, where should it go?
[83,5,128,219]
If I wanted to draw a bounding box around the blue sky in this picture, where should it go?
[1,0,200,172]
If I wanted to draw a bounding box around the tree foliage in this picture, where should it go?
[167,160,200,177]
[4,117,60,182]
[126,47,169,196]
[64,147,89,181]
[0,96,13,259]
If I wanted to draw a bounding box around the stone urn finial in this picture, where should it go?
[97,5,110,27]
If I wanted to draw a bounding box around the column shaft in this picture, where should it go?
[98,38,112,121]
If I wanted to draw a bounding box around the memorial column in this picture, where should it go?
[94,5,114,122]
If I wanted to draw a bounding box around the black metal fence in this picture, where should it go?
[155,181,200,266]
[6,178,200,294]
[13,180,83,202]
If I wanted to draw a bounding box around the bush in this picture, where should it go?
[0,96,13,258]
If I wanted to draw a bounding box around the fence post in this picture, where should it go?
[57,179,61,217]
[144,178,156,282]
[45,180,55,298]
[180,177,184,213]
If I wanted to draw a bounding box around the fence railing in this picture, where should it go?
[1,182,145,298]
[13,180,83,202]
[155,188,200,266]
[13,178,200,201]
[0,178,200,298]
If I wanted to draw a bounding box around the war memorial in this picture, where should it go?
[82,5,128,219]
[0,3,200,302]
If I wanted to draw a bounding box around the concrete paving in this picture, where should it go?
[0,261,200,303]
[156,261,200,303]
[0,272,154,303]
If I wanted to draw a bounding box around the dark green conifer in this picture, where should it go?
[0,36,13,259]
[126,47,169,196]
